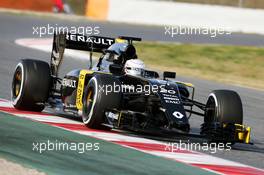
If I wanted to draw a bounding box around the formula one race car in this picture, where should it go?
[11,33,251,144]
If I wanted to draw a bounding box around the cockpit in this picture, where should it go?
[93,39,159,79]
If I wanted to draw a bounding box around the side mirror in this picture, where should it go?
[163,71,176,80]
[109,64,123,75]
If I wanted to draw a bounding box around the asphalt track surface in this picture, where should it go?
[0,12,263,169]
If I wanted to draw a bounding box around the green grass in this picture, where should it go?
[64,0,86,15]
[135,42,264,89]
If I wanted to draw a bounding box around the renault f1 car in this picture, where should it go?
[11,33,251,144]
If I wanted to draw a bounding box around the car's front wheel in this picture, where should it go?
[201,90,243,142]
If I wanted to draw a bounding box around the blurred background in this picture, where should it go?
[0,0,263,173]
[0,0,264,16]
[169,0,264,9]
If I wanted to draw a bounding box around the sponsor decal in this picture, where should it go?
[173,111,184,119]
[160,87,176,95]
[63,104,77,108]
[106,112,119,120]
[66,34,114,46]
[76,70,89,110]
[62,78,77,88]
[163,94,180,104]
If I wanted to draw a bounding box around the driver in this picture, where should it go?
[124,59,145,77]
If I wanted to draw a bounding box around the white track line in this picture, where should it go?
[76,130,164,143]
[15,113,82,124]
[15,38,91,60]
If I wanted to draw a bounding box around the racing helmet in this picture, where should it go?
[124,59,145,77]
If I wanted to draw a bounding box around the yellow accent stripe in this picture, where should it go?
[115,38,126,43]
[234,124,251,144]
[175,81,194,88]
[76,70,112,110]
[76,70,93,110]
[245,126,251,144]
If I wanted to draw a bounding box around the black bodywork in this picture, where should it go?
[46,33,251,144]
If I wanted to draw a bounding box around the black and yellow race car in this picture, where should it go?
[11,33,251,144]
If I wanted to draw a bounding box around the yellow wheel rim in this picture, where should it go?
[14,70,22,97]
[87,89,93,103]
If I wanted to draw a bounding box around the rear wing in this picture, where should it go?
[50,33,142,77]
[50,33,115,77]
[64,33,115,52]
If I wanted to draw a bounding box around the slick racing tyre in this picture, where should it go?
[204,90,243,124]
[11,59,51,112]
[82,74,122,129]
[201,90,243,143]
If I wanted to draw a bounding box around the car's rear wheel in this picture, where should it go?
[201,90,243,142]
[11,59,51,112]
[82,74,122,129]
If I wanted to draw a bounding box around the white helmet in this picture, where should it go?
[124,59,145,77]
